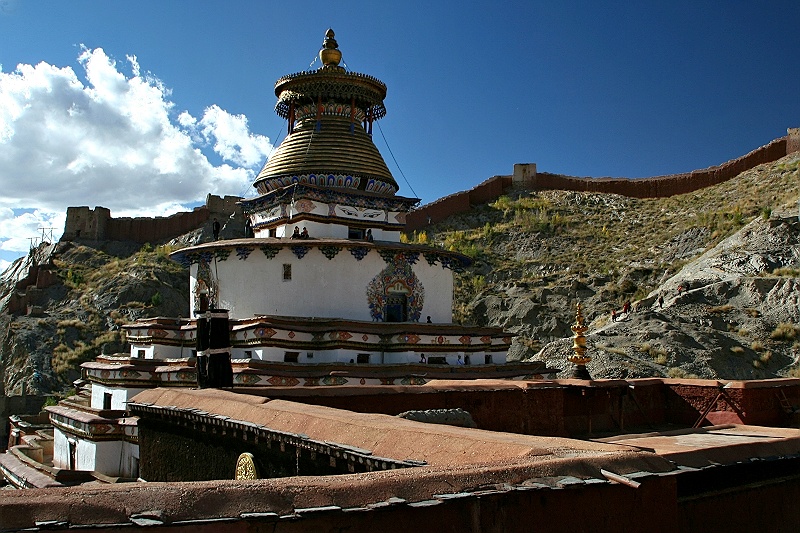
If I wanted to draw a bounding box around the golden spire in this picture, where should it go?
[568,302,592,379]
[319,28,342,68]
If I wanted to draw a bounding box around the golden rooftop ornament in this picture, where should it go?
[568,302,592,380]
[320,28,342,68]
[235,452,259,480]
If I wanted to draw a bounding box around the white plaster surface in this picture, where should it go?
[91,385,147,411]
[190,248,453,321]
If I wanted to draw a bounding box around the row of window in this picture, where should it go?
[283,351,370,363]
[261,226,369,239]
[135,349,491,364]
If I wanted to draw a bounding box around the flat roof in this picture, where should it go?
[131,388,669,470]
[597,424,800,468]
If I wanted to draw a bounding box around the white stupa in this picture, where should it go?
[124,29,523,373]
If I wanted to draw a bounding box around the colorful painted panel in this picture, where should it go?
[293,198,316,213]
[400,376,427,386]
[235,373,263,385]
[242,183,413,212]
[254,327,277,338]
[266,376,300,387]
[193,259,218,313]
[321,376,348,386]
[366,253,424,322]
[259,174,369,193]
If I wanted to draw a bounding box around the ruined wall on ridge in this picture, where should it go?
[406,129,798,232]
[61,195,242,244]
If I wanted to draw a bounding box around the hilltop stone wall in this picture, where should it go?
[406,129,799,232]
[62,194,242,244]
[406,175,512,230]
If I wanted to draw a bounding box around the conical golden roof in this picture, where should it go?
[253,30,398,196]
[254,117,396,194]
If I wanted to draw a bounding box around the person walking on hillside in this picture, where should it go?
[611,309,617,322]
[658,295,664,309]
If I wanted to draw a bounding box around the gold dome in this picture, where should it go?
[254,30,397,196]
[253,116,397,195]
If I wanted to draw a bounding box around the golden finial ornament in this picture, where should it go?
[320,28,342,68]
[235,452,259,480]
[568,302,592,379]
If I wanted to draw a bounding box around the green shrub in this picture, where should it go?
[150,292,163,307]
[42,397,59,408]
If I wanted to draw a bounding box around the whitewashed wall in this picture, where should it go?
[52,430,123,475]
[121,442,140,479]
[190,249,454,322]
[52,428,69,470]
[91,385,147,411]
[130,344,188,360]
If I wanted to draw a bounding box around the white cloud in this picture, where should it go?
[0,208,65,253]
[0,47,273,264]
[187,104,272,168]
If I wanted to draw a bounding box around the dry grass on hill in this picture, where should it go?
[407,154,800,322]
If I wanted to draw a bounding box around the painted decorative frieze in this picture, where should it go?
[366,253,424,322]
[193,261,218,311]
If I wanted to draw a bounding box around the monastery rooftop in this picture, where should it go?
[3,379,800,530]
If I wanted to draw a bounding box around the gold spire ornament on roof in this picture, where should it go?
[254,29,398,196]
[320,28,342,68]
[568,302,592,380]
[235,452,259,480]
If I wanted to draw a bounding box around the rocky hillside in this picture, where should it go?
[418,152,800,379]
[0,241,189,396]
[0,153,798,398]
[0,212,246,398]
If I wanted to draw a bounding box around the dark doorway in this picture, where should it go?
[385,294,408,322]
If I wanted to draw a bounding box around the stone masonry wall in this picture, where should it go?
[406,130,798,232]
[61,194,243,244]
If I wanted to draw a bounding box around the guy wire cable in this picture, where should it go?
[239,118,288,198]
[376,121,418,199]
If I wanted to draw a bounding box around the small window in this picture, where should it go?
[356,353,370,364]
[269,228,277,238]
[348,227,365,240]
[284,351,299,363]
[306,352,314,359]
[244,350,252,358]
[485,354,493,364]
[103,392,112,410]
[283,263,292,281]
[136,349,145,359]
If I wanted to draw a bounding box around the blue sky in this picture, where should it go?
[1,1,799,269]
